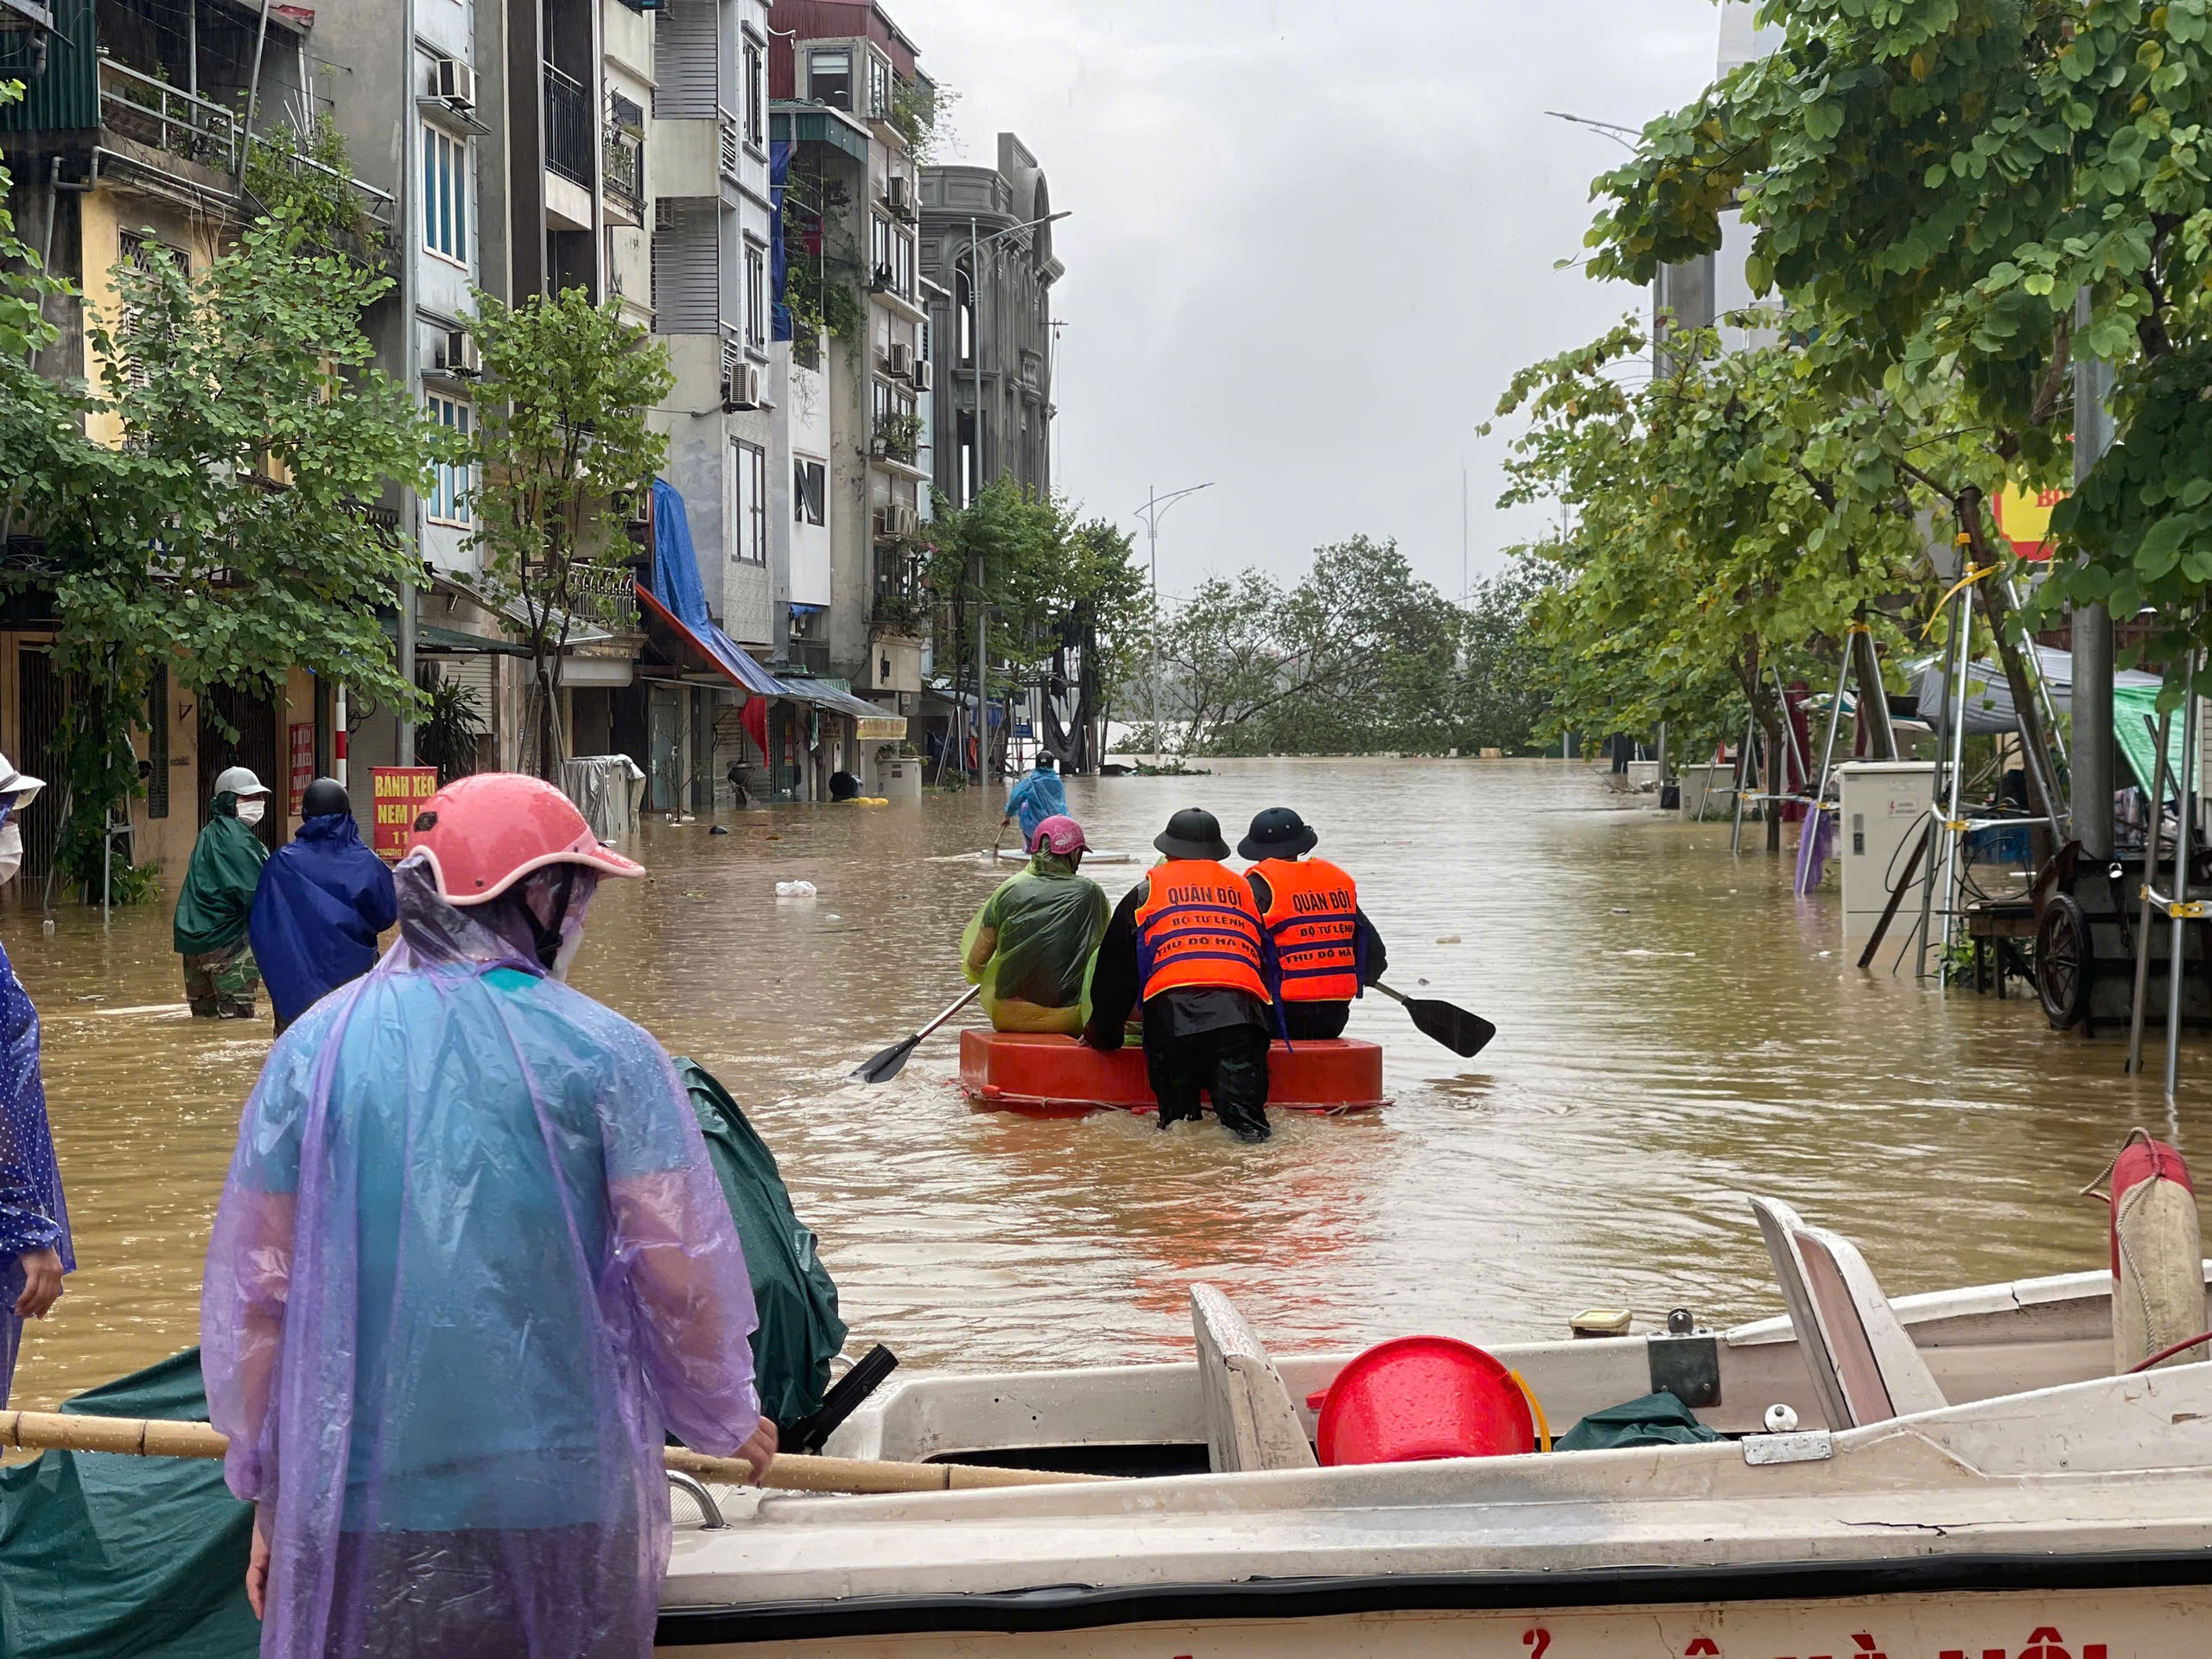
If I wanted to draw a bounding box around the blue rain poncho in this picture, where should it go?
[248,810,398,1027]
[0,937,70,1406]
[1004,765,1068,843]
[201,857,760,1659]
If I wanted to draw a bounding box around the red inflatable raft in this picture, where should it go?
[958,1030,1388,1118]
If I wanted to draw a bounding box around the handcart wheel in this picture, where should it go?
[2036,892,2091,1032]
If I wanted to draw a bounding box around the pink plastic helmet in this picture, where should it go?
[407,772,645,906]
[1029,815,1089,857]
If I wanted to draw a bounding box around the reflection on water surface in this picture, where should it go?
[8,758,2181,1409]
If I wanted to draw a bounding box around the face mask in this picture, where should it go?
[0,824,21,887]
[236,799,266,826]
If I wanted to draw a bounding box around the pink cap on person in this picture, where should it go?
[1029,815,1089,856]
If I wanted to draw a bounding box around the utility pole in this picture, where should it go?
[2072,286,2117,859]
[1134,481,1214,766]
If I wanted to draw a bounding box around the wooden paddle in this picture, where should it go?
[852,985,983,1084]
[1370,981,1496,1058]
[0,1408,1103,1496]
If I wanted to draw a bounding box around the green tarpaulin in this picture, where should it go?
[0,1350,257,1658]
[2114,684,2194,803]
[1554,1389,1722,1453]
[673,1057,847,1429]
[0,1061,839,1657]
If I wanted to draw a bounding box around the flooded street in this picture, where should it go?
[8,758,2190,1411]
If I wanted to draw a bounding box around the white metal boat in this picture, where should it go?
[654,1197,2212,1656]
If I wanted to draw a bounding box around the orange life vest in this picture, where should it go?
[1253,857,1362,1003]
[1134,860,1269,1003]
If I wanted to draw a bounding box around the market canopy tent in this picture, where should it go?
[1912,645,2162,736]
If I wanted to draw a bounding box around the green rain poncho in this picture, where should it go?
[173,794,270,957]
[962,852,1109,1034]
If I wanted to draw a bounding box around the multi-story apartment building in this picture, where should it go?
[768,0,931,730]
[0,0,399,880]
[919,133,1061,507]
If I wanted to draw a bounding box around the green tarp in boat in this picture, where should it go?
[0,1060,839,1658]
[1554,1389,1722,1453]
[672,1056,847,1430]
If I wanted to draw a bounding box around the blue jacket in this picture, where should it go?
[1004,767,1068,842]
[0,941,68,1271]
[248,813,398,1027]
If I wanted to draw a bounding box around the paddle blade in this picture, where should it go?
[852,1034,921,1084]
[1406,996,1496,1058]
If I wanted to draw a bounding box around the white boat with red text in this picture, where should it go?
[654,1171,2212,1658]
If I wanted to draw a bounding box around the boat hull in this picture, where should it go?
[957,1030,1388,1117]
[659,1576,2209,1655]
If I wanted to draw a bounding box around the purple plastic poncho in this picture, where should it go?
[201,857,760,1659]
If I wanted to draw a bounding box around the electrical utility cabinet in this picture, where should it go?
[1836,761,1940,961]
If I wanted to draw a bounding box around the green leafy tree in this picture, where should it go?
[1580,0,2212,810]
[23,207,433,888]
[1455,562,1558,755]
[1491,316,1936,838]
[464,287,672,778]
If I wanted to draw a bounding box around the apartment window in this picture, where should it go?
[732,439,767,563]
[870,213,892,284]
[744,39,765,149]
[794,458,827,525]
[893,229,914,300]
[868,54,890,120]
[426,394,473,524]
[745,241,767,348]
[871,378,917,430]
[808,48,851,111]
[423,124,468,264]
[955,265,974,362]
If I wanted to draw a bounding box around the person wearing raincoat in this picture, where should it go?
[1001,753,1068,847]
[963,814,1109,1035]
[247,777,397,1034]
[201,772,774,1658]
[0,754,69,1407]
[175,766,271,1018]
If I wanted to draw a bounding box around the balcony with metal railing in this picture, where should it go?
[605,130,644,219]
[544,63,594,189]
[99,55,239,176]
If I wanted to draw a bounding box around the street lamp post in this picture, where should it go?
[959,208,1070,782]
[1133,482,1214,766]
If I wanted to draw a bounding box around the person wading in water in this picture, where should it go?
[202,772,774,1658]
[175,766,272,1019]
[1239,806,1387,1040]
[1083,808,1274,1142]
[247,777,397,1036]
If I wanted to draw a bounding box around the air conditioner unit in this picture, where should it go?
[435,327,480,376]
[874,502,918,541]
[885,175,912,218]
[911,357,932,392]
[722,360,763,411]
[430,56,475,111]
[886,341,914,378]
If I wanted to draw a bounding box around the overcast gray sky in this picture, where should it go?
[894,0,1726,602]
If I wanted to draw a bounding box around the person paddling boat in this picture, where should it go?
[1240,807,1388,1041]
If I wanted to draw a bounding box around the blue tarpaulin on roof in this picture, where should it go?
[645,478,789,699]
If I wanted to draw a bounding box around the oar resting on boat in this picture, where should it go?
[0,1408,1103,1496]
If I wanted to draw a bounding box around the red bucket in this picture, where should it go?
[1308,1337,1536,1466]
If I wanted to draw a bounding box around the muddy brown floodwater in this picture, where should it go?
[6,757,2195,1411]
